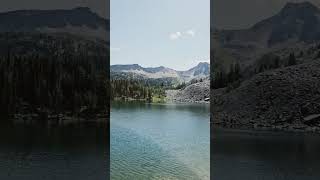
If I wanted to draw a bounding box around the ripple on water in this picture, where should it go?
[111,125,202,180]
[0,126,108,180]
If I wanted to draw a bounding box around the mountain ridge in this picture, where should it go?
[0,7,109,41]
[111,62,210,82]
[213,1,320,74]
[216,1,320,47]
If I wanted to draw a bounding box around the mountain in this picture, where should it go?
[215,2,320,48]
[213,2,320,74]
[110,62,210,82]
[255,1,320,46]
[212,2,320,132]
[180,62,210,80]
[0,7,109,41]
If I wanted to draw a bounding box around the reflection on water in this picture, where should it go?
[111,102,210,180]
[212,128,320,180]
[0,124,108,180]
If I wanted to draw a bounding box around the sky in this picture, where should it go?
[0,0,108,18]
[213,0,320,30]
[111,0,210,71]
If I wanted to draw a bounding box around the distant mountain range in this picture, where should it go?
[111,62,210,82]
[0,7,109,41]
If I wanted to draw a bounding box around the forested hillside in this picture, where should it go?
[110,79,165,102]
[0,32,109,121]
[110,63,210,103]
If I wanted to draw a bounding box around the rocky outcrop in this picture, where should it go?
[166,80,210,103]
[212,60,320,132]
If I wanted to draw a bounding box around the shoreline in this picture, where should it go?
[111,89,210,104]
[212,126,320,136]
[212,122,320,134]
[111,101,209,107]
[10,108,109,127]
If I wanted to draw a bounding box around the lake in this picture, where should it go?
[3,103,319,180]
[0,124,109,180]
[111,102,210,180]
[212,128,320,180]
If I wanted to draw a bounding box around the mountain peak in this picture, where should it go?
[73,7,91,12]
[126,64,142,68]
[197,62,209,66]
[248,1,320,45]
[72,7,98,15]
[194,62,210,69]
[184,62,210,77]
[281,2,319,14]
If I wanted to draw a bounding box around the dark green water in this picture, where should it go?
[111,102,210,180]
[212,128,320,180]
[0,124,108,180]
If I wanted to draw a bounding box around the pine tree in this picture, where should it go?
[288,53,297,66]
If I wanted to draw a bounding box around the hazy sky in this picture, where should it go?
[0,0,109,18]
[111,0,210,71]
[213,0,320,30]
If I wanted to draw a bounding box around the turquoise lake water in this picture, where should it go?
[111,102,210,180]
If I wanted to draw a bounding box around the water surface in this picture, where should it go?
[212,128,320,180]
[0,124,108,180]
[111,102,210,180]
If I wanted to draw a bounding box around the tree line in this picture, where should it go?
[212,52,299,90]
[212,63,241,89]
[110,79,165,102]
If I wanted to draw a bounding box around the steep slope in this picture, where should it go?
[212,2,320,132]
[167,79,210,103]
[179,62,210,81]
[213,60,320,132]
[213,2,320,73]
[215,2,320,48]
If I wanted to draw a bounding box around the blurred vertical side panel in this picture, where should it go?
[0,0,110,179]
[212,0,320,180]
[210,0,214,177]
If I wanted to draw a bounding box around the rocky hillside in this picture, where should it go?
[212,60,320,132]
[212,2,320,132]
[167,79,210,103]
